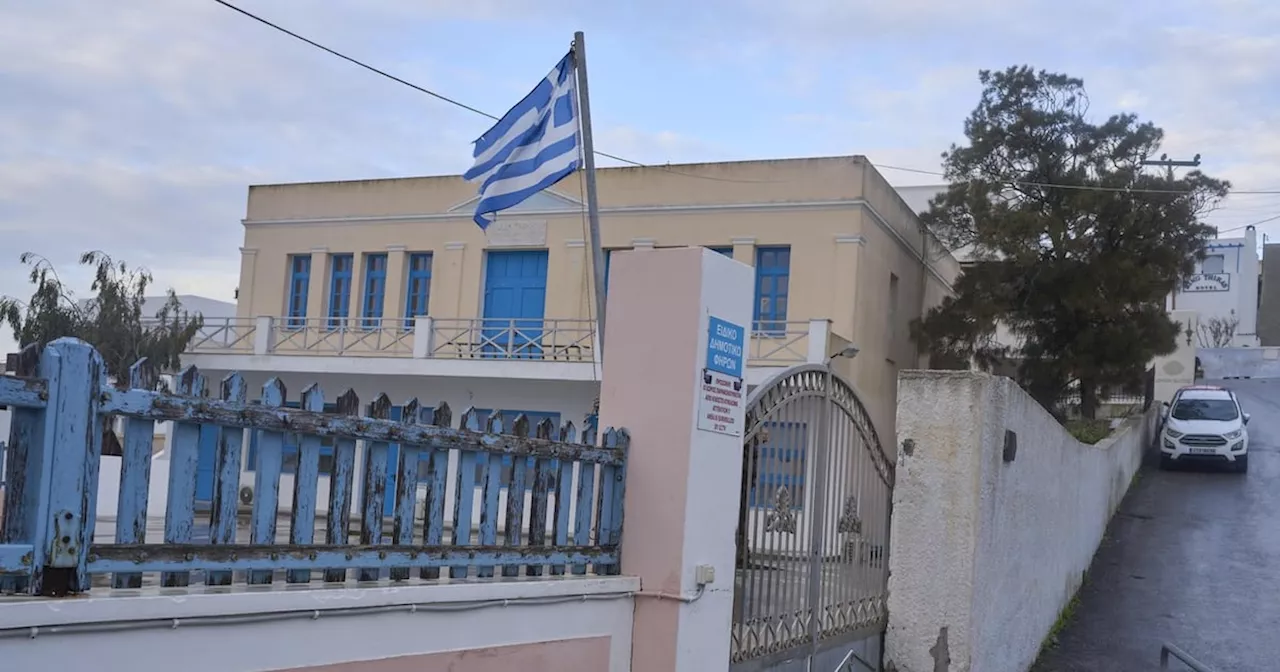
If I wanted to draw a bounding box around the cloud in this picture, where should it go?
[0,2,474,296]
[593,127,735,167]
[4,0,1280,366]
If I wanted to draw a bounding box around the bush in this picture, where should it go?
[1065,419,1112,445]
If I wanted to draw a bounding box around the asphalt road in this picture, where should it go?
[1033,379,1280,672]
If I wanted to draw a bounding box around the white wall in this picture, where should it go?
[885,371,1158,672]
[0,577,637,672]
[1198,347,1280,379]
[1153,310,1199,405]
[192,370,598,429]
[1171,230,1260,347]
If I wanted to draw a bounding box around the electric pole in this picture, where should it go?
[1141,153,1201,181]
[1141,154,1201,311]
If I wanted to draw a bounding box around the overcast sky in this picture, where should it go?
[3,0,1280,354]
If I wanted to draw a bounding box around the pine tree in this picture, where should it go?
[913,67,1229,418]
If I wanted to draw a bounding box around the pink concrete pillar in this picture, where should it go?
[597,247,755,672]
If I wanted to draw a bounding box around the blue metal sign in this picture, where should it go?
[705,316,746,378]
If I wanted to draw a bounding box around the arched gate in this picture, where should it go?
[731,364,894,669]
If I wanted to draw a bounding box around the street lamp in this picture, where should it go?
[827,345,859,365]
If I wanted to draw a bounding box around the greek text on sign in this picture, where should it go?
[697,369,745,437]
[705,316,746,378]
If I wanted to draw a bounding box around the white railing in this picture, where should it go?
[748,321,816,365]
[271,317,416,356]
[177,318,257,353]
[183,316,835,365]
[427,318,596,361]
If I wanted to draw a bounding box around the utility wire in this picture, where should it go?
[874,163,1280,196]
[211,0,779,184]
[213,1,1280,196]
[1216,212,1280,235]
[211,0,494,120]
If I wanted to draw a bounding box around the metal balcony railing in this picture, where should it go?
[180,316,834,366]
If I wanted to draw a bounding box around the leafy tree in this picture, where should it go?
[913,67,1229,418]
[0,251,203,389]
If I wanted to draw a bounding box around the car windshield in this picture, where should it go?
[1171,398,1239,422]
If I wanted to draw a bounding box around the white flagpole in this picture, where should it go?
[572,31,608,361]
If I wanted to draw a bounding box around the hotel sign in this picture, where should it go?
[1182,273,1230,292]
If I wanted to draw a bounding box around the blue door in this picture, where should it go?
[195,425,219,503]
[482,251,548,358]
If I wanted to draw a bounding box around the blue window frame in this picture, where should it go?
[754,247,791,334]
[404,253,433,329]
[748,421,807,509]
[361,253,388,329]
[286,255,311,330]
[328,254,354,329]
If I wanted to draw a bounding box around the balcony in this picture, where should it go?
[182,316,839,383]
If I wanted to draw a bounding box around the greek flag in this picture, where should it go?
[465,52,580,229]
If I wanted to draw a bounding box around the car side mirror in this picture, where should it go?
[1161,402,1170,418]
[1244,413,1251,425]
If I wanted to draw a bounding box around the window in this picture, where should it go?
[747,421,807,509]
[754,247,791,333]
[1171,397,1239,421]
[286,255,311,330]
[327,254,354,328]
[1201,254,1225,275]
[404,253,433,329]
[887,273,900,362]
[361,254,388,329]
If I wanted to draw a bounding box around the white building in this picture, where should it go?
[899,184,1261,350]
[1167,226,1260,347]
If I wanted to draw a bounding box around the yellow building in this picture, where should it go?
[187,156,959,453]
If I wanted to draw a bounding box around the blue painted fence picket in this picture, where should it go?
[0,338,629,596]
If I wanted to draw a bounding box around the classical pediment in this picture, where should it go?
[448,189,583,214]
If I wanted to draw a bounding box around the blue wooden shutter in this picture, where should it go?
[286,255,311,329]
[753,247,791,334]
[328,254,354,328]
[404,253,433,329]
[362,253,388,329]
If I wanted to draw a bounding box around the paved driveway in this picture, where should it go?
[1034,380,1280,672]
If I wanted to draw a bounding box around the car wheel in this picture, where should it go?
[1159,454,1174,471]
[1235,455,1249,474]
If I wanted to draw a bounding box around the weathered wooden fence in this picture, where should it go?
[0,338,629,596]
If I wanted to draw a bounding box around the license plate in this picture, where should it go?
[1189,448,1218,455]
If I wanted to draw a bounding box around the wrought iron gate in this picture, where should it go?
[731,364,894,669]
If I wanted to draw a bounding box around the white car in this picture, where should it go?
[1160,385,1251,473]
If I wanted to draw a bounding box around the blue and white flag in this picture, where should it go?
[465,52,580,229]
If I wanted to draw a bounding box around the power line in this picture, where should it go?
[212,1,1280,197]
[211,0,781,185]
[1216,212,1280,235]
[211,0,495,120]
[873,163,1280,196]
